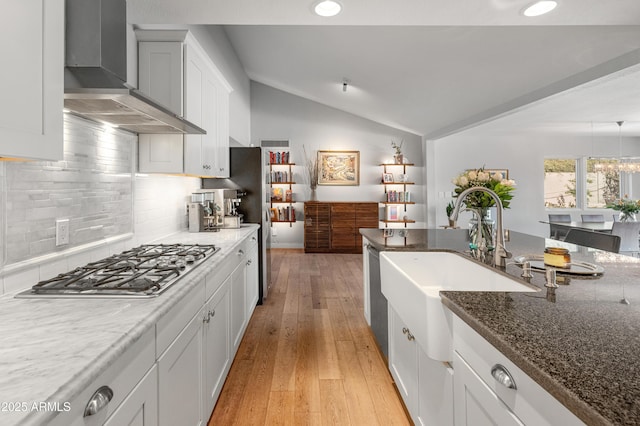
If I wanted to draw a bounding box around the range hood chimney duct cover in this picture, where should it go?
[63,0,205,135]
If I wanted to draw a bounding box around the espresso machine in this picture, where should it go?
[188,190,222,232]
[188,189,244,232]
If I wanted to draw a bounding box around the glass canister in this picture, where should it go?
[544,247,571,269]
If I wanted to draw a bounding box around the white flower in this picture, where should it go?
[467,170,477,180]
[501,179,516,187]
[458,176,469,186]
[491,172,503,181]
[477,171,489,181]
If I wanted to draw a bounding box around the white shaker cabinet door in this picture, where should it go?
[104,365,158,426]
[388,306,419,421]
[245,237,259,319]
[158,307,205,426]
[453,351,524,426]
[214,85,230,177]
[0,0,63,160]
[202,279,231,417]
[230,257,247,355]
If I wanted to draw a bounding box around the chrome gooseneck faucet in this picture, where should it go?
[449,186,511,267]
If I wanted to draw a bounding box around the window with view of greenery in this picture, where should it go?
[586,159,620,208]
[544,159,577,208]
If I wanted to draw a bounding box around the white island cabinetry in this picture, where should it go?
[0,0,63,160]
[452,315,584,426]
[137,30,232,177]
[388,305,454,426]
[381,249,585,426]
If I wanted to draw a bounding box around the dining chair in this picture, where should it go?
[548,214,572,240]
[613,214,619,222]
[610,222,640,254]
[581,214,605,223]
[564,229,621,253]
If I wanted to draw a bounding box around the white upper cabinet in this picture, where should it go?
[0,0,64,160]
[137,30,232,178]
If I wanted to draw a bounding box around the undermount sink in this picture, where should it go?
[380,251,538,362]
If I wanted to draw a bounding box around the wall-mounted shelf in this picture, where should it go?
[379,163,417,228]
[269,157,297,227]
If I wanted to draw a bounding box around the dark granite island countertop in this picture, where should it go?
[360,228,640,426]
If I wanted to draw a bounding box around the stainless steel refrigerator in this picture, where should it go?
[202,147,270,303]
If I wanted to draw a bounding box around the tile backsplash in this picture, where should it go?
[5,116,135,264]
[0,115,201,294]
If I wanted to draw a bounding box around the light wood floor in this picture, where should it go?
[208,249,410,425]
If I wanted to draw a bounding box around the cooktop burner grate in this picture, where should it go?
[19,243,219,298]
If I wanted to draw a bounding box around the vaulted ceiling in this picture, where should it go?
[129,0,640,138]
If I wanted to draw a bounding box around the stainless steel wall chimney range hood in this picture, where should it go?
[63,0,205,135]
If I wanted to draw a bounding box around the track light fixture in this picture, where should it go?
[342,79,350,92]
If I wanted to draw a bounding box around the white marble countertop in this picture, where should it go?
[0,225,259,426]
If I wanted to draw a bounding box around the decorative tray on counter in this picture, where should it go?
[513,255,604,276]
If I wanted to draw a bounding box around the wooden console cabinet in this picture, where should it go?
[304,202,378,253]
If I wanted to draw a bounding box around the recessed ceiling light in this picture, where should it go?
[523,1,558,17]
[314,0,342,17]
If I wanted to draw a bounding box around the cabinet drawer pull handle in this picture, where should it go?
[402,327,415,341]
[237,249,245,256]
[247,259,252,265]
[209,309,216,318]
[84,386,114,417]
[203,313,211,323]
[491,364,517,390]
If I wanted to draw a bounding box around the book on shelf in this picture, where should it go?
[269,151,290,164]
[285,189,293,202]
[276,206,295,221]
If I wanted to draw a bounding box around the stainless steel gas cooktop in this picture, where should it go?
[15,244,219,299]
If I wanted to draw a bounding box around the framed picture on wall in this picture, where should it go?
[318,150,360,186]
[382,172,394,183]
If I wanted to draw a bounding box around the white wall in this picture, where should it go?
[429,130,640,237]
[251,82,424,248]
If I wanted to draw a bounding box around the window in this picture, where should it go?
[545,157,626,210]
[544,159,577,208]
[586,159,620,208]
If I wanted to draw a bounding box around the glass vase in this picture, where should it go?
[619,211,637,222]
[468,208,496,251]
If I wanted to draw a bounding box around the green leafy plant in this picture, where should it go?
[606,196,640,215]
[446,200,455,217]
[391,139,404,155]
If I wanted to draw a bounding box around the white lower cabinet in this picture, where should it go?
[54,231,259,426]
[245,237,260,320]
[158,304,205,426]
[104,365,158,426]
[388,306,454,426]
[203,277,231,416]
[452,315,584,426]
[230,259,247,355]
[453,351,523,426]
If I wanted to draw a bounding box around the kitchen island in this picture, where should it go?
[0,224,259,426]
[361,228,640,426]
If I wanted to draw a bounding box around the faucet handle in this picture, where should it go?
[545,268,559,288]
[521,261,534,278]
